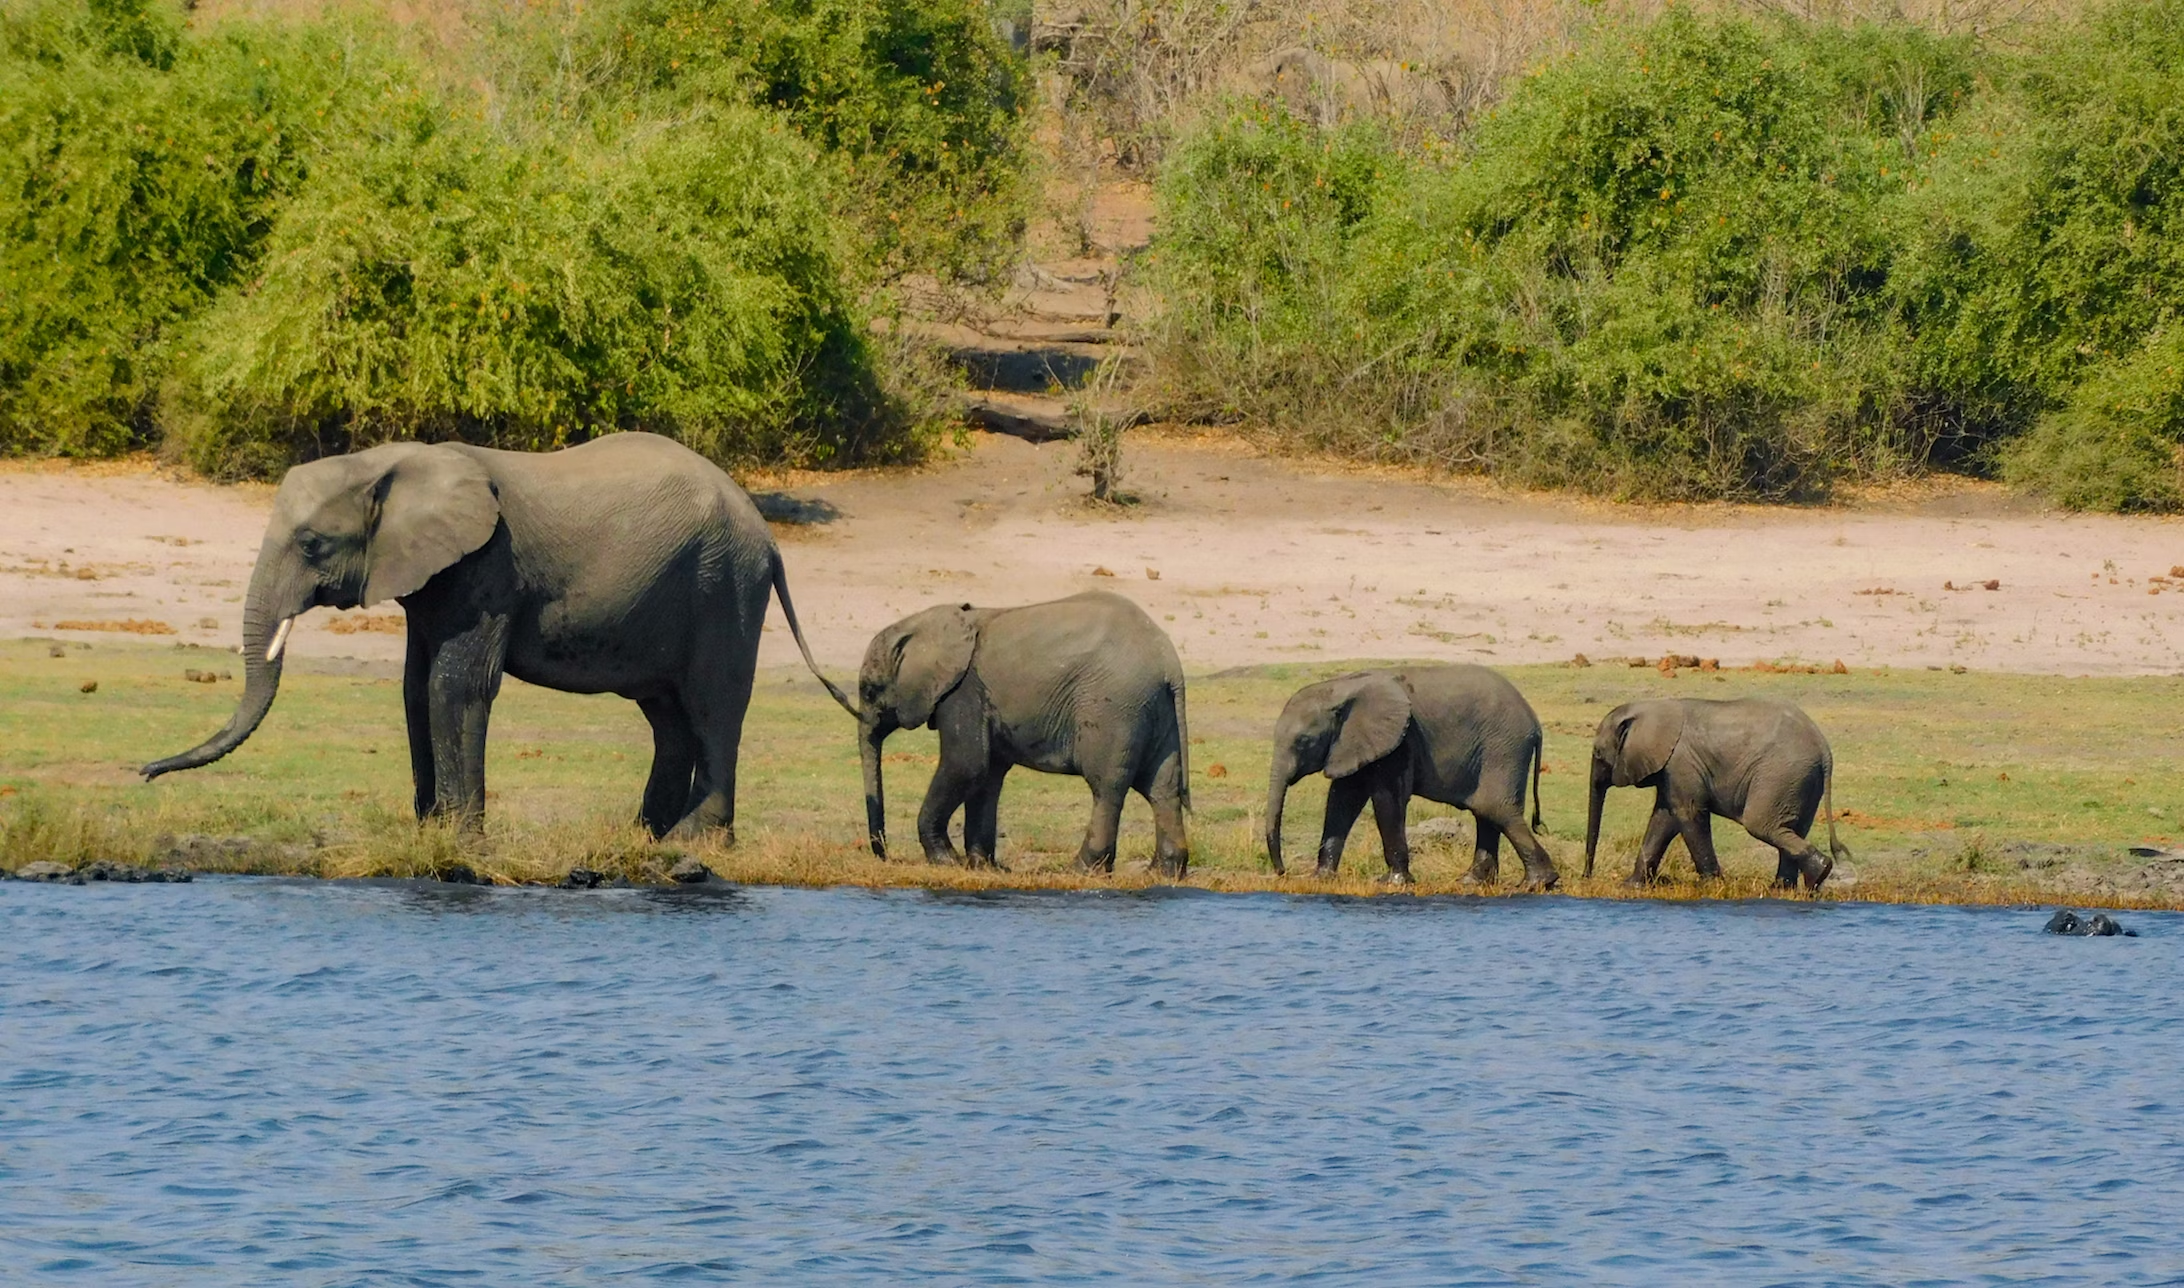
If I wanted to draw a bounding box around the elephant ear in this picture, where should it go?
[1609,704,1682,787]
[891,605,977,729]
[362,446,501,606]
[1324,674,1412,779]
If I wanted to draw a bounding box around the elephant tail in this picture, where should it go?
[1171,674,1192,812]
[1530,734,1546,835]
[1823,752,1851,862]
[770,553,856,717]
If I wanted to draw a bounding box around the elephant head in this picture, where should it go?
[1264,672,1410,873]
[1583,700,1683,877]
[856,603,979,857]
[142,443,500,780]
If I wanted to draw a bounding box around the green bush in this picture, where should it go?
[1897,0,2184,494]
[2002,327,2184,510]
[170,100,899,474]
[3,0,1031,472]
[1151,3,2184,507]
[0,0,409,454]
[538,0,1032,285]
[1153,11,1983,500]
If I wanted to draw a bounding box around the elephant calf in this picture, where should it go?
[1583,697,1848,890]
[856,591,1190,876]
[1266,666,1556,888]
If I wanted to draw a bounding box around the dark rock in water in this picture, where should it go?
[436,863,485,885]
[667,855,713,884]
[11,861,74,882]
[560,867,605,890]
[2045,909,2138,937]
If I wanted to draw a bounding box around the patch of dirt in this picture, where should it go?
[9,435,2182,676]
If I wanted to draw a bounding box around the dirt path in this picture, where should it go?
[6,438,2181,676]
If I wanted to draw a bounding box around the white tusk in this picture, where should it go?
[264,616,295,664]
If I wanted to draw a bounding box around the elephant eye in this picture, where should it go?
[298,531,330,561]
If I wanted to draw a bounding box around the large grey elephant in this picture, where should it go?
[1265,666,1556,888]
[1583,697,1848,890]
[142,435,852,837]
[855,591,1190,875]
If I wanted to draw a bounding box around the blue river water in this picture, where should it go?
[2,879,2179,1285]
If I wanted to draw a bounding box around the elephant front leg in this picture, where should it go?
[962,767,1008,870]
[1368,783,1414,885]
[1315,776,1371,878]
[422,614,510,832]
[915,768,973,866]
[402,629,437,821]
[1629,801,1679,886]
[1677,811,1724,881]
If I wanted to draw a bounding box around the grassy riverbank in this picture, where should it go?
[2,637,2180,907]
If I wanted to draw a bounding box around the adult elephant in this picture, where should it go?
[1265,666,1556,888]
[142,435,853,838]
[1583,697,1847,890]
[855,591,1189,875]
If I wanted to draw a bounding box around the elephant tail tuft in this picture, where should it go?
[1530,732,1547,834]
[1174,676,1192,811]
[1823,753,1851,862]
[770,552,856,717]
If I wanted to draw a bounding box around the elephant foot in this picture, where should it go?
[1623,872,1656,888]
[1378,869,1415,887]
[1312,864,1340,880]
[964,854,1008,872]
[1523,869,1560,892]
[1464,866,1500,886]
[1802,855,1834,892]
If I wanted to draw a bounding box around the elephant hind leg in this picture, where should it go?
[637,695,698,839]
[1143,752,1189,879]
[1075,780,1128,875]
[669,678,755,843]
[1756,825,1832,891]
[1466,818,1502,885]
[1482,807,1558,891]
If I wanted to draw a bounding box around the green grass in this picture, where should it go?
[3,638,2180,903]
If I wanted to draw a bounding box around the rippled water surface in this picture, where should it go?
[3,880,2180,1285]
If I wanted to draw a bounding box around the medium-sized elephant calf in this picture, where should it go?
[1584,697,1848,890]
[855,591,1190,876]
[1266,666,1557,888]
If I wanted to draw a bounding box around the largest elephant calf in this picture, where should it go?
[143,435,850,838]
[855,591,1190,875]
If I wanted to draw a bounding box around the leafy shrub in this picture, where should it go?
[2002,327,2184,511]
[543,0,1032,284]
[4,0,1031,472]
[0,0,409,454]
[1153,11,1980,499]
[1897,0,2184,502]
[169,99,902,474]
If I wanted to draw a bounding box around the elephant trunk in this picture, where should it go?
[862,722,890,858]
[1265,753,1295,874]
[1584,755,1611,879]
[142,551,307,780]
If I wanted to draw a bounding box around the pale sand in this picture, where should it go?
[4,436,2181,675]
